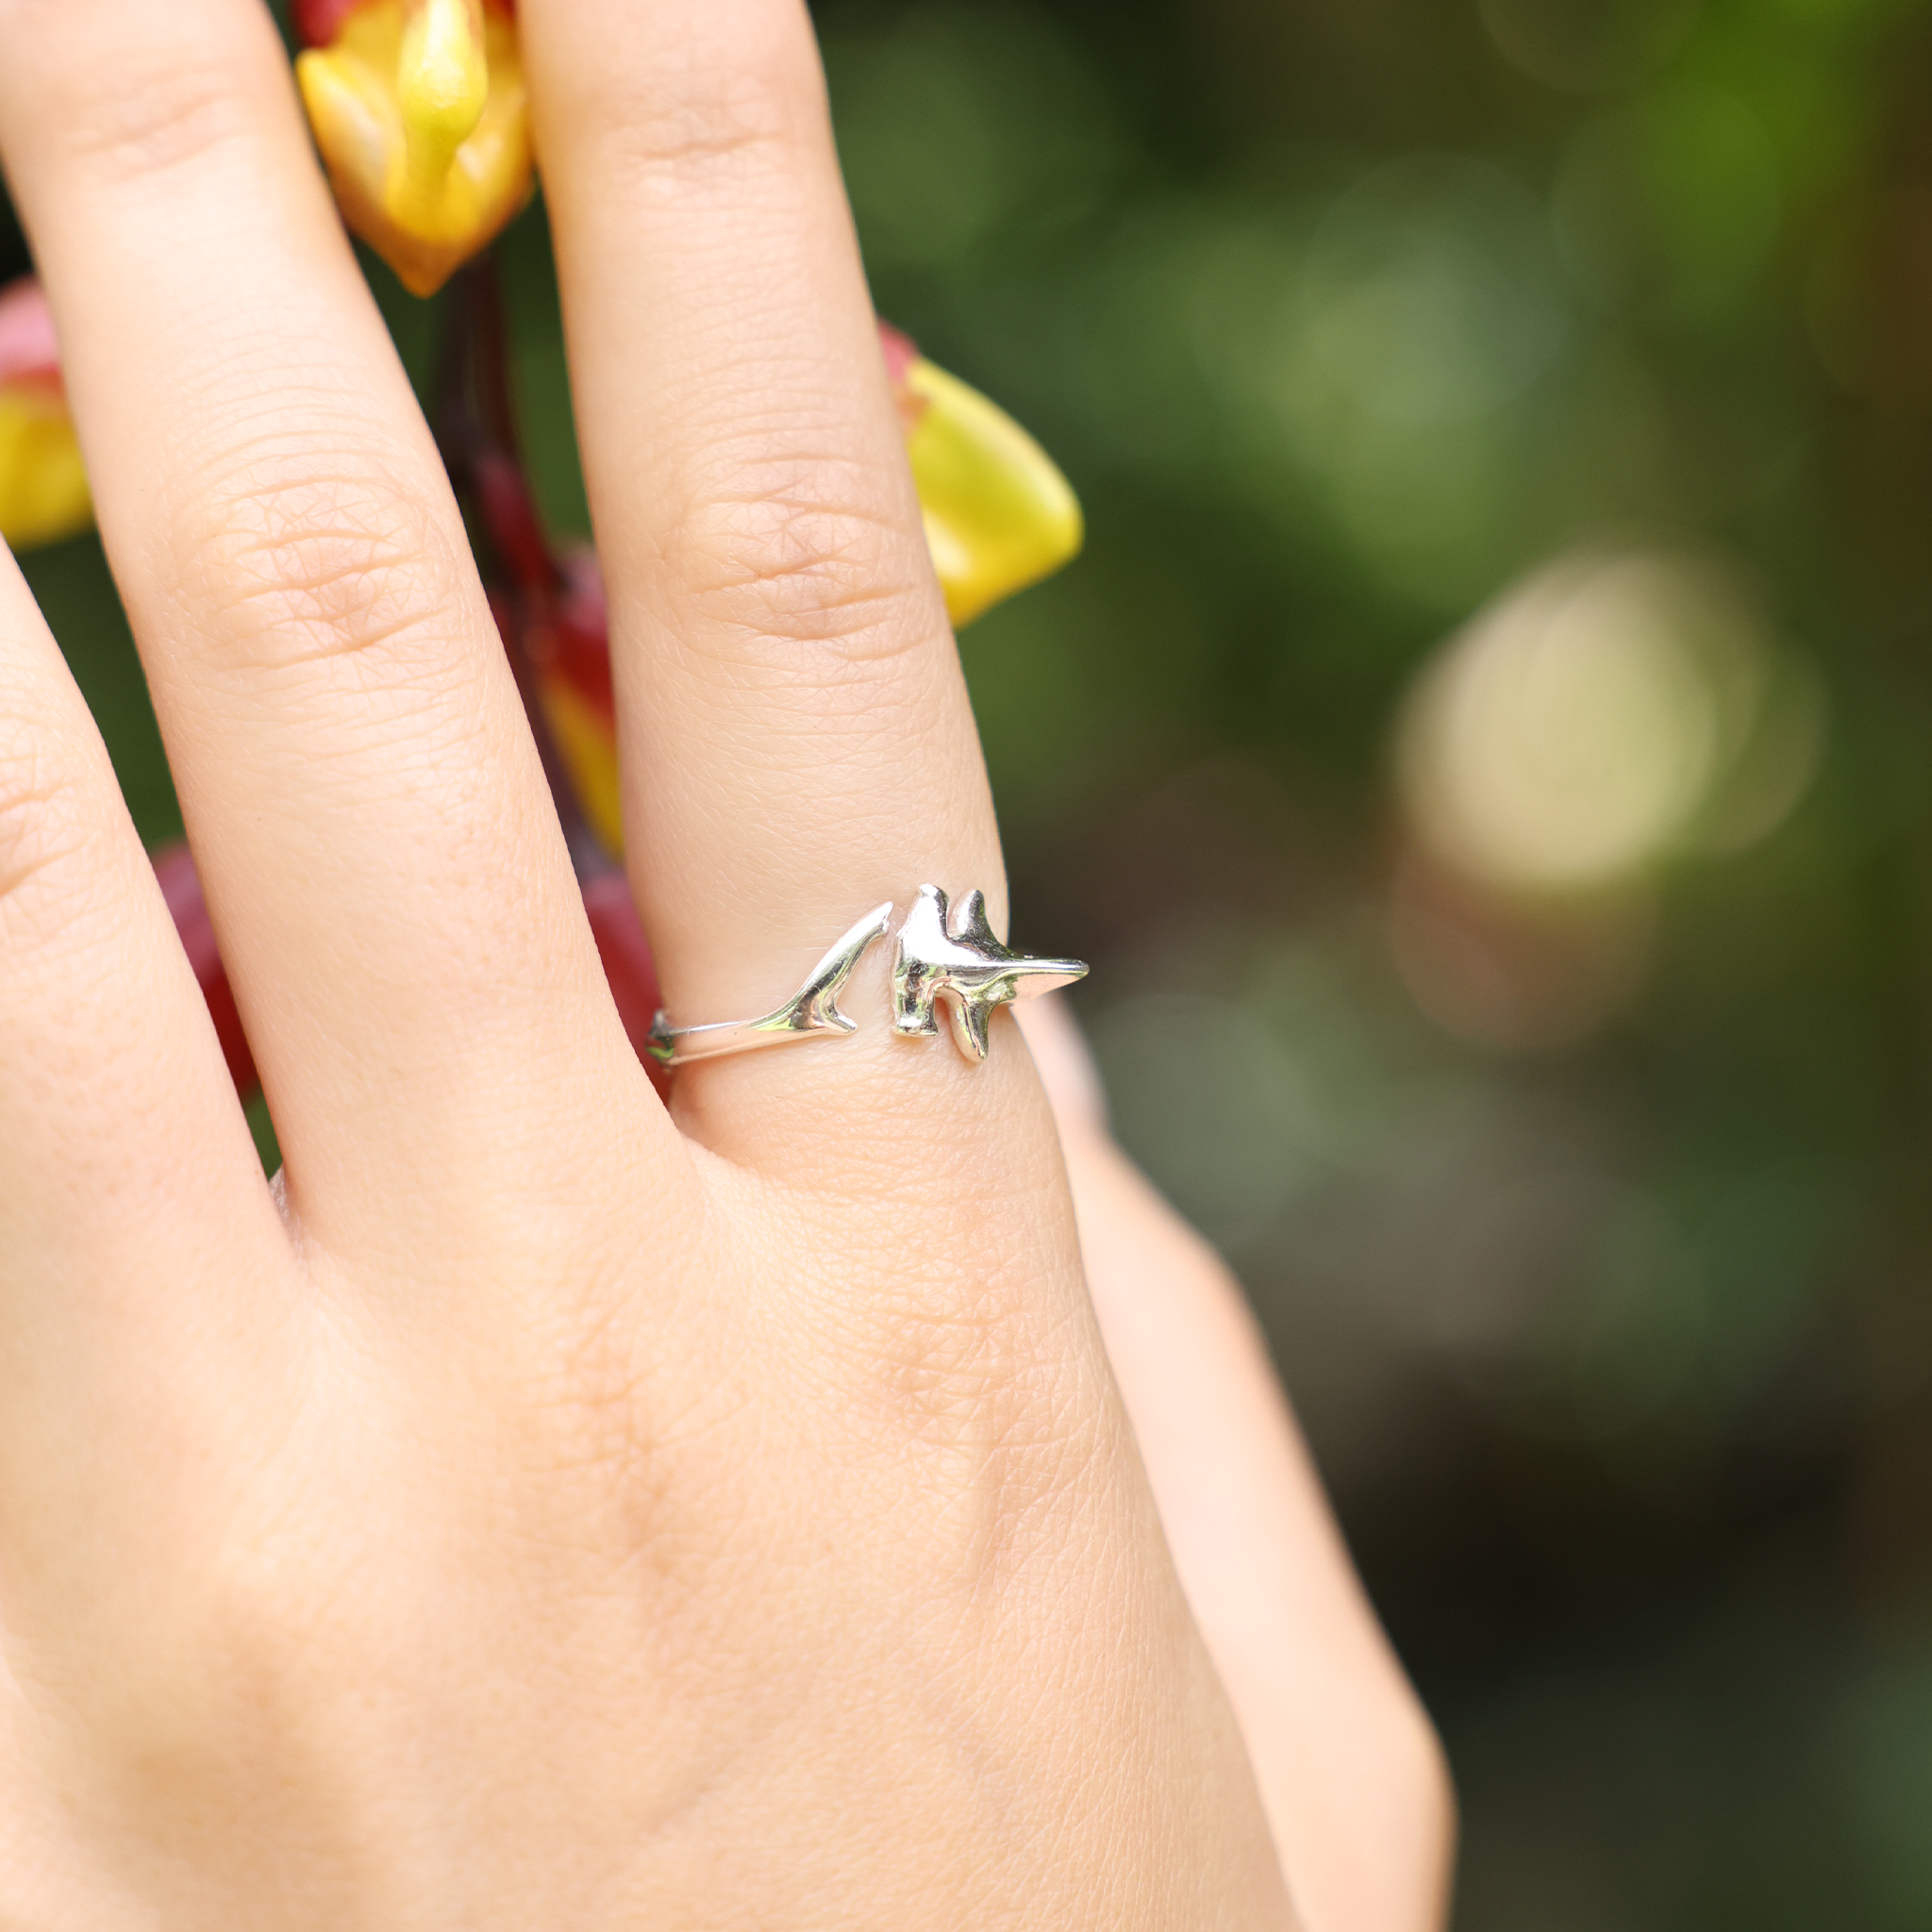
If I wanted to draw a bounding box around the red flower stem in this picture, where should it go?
[436,258,598,864]
[434,253,669,1090]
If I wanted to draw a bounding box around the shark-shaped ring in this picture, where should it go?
[647,888,1088,1069]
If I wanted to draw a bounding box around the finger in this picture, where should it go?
[0,539,285,1373]
[1019,997,1457,1932]
[522,0,1014,1151]
[0,0,664,1239]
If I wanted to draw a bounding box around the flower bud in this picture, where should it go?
[0,276,92,551]
[291,0,371,48]
[295,0,531,298]
[879,322,1083,628]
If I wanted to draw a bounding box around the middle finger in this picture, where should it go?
[524,0,1021,1165]
[0,0,670,1237]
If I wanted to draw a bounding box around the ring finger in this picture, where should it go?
[522,0,1035,1167]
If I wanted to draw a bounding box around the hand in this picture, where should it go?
[0,1,1446,1924]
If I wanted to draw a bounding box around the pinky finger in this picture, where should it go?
[0,544,278,1316]
[1018,997,1457,1932]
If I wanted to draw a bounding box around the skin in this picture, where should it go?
[0,0,1452,1924]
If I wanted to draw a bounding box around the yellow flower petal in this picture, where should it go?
[540,674,626,859]
[297,0,532,298]
[900,357,1083,628]
[0,387,92,552]
[397,0,490,199]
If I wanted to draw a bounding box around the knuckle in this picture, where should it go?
[513,1301,659,1497]
[0,715,94,947]
[93,1559,328,1817]
[33,38,253,188]
[610,83,790,186]
[580,39,811,192]
[810,1232,1107,1582]
[662,461,938,664]
[178,449,470,690]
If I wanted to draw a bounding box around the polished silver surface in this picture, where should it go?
[891,884,1089,1063]
[648,903,894,1068]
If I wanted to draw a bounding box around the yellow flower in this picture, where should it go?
[882,324,1084,628]
[0,277,92,553]
[296,0,532,298]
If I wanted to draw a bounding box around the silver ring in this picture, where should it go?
[648,886,1088,1069]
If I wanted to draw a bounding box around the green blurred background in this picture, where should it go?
[12,0,1932,1919]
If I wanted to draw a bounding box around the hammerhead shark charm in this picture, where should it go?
[891,884,1089,1062]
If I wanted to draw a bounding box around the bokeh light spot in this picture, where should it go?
[1397,551,1800,896]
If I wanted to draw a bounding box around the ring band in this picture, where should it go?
[647,903,894,1068]
[648,886,1088,1069]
